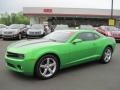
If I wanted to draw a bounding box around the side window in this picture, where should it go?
[77,32,100,41]
[94,33,100,39]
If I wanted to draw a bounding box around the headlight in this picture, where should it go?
[7,52,24,59]
[18,54,24,59]
[27,31,29,34]
[0,30,2,34]
[13,31,18,34]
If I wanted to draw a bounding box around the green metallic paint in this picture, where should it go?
[5,30,116,76]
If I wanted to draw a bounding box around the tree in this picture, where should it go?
[0,12,30,25]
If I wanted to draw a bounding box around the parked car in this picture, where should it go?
[96,26,120,41]
[80,25,94,30]
[5,30,116,79]
[27,24,45,38]
[2,24,27,40]
[44,25,52,35]
[0,24,6,38]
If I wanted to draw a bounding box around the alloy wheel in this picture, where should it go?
[104,48,112,63]
[39,57,57,78]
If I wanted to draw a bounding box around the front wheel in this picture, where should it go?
[35,55,59,79]
[100,47,113,64]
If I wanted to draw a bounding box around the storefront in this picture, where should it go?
[23,7,120,27]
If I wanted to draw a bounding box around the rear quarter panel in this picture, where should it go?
[96,36,116,57]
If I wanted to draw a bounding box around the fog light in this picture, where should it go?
[17,65,22,70]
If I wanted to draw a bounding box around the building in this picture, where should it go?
[23,7,120,27]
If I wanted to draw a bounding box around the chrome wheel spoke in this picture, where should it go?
[40,65,46,68]
[46,58,50,65]
[48,68,54,74]
[49,62,56,67]
[43,68,48,76]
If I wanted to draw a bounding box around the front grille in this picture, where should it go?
[29,32,41,35]
[7,63,15,68]
[7,52,24,59]
[4,32,13,34]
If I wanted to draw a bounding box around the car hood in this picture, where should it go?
[7,39,63,53]
[3,29,18,32]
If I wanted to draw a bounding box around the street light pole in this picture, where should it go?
[111,0,113,18]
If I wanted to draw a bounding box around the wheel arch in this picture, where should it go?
[34,52,61,75]
[105,45,113,52]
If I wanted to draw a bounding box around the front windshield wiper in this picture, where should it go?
[49,39,57,42]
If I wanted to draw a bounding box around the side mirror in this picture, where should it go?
[72,39,82,44]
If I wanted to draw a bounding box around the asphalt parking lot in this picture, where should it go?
[0,39,120,90]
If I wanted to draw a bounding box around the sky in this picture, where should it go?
[0,0,120,13]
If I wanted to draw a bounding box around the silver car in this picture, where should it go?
[0,24,6,38]
[2,24,27,40]
[27,24,45,38]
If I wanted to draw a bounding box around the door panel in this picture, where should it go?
[69,41,97,63]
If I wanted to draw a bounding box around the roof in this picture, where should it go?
[23,7,120,18]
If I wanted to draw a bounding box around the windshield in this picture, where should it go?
[0,25,6,28]
[80,25,94,29]
[55,25,70,30]
[43,31,75,42]
[31,24,43,29]
[8,24,20,29]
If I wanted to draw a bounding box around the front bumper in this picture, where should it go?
[5,56,36,76]
[27,34,44,38]
[2,34,18,39]
[0,35,2,38]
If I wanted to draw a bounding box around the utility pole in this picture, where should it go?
[111,0,113,18]
[108,0,115,26]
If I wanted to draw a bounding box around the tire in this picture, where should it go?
[2,38,6,40]
[100,47,113,64]
[26,35,30,39]
[35,55,59,80]
[18,34,22,40]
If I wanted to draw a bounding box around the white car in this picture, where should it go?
[2,24,27,40]
[27,24,45,38]
[0,24,6,38]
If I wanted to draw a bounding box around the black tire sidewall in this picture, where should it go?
[35,55,59,80]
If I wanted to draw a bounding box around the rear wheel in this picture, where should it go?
[35,55,59,79]
[100,47,113,64]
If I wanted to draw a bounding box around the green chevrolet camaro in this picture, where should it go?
[5,30,116,79]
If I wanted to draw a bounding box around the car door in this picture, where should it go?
[68,32,99,65]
